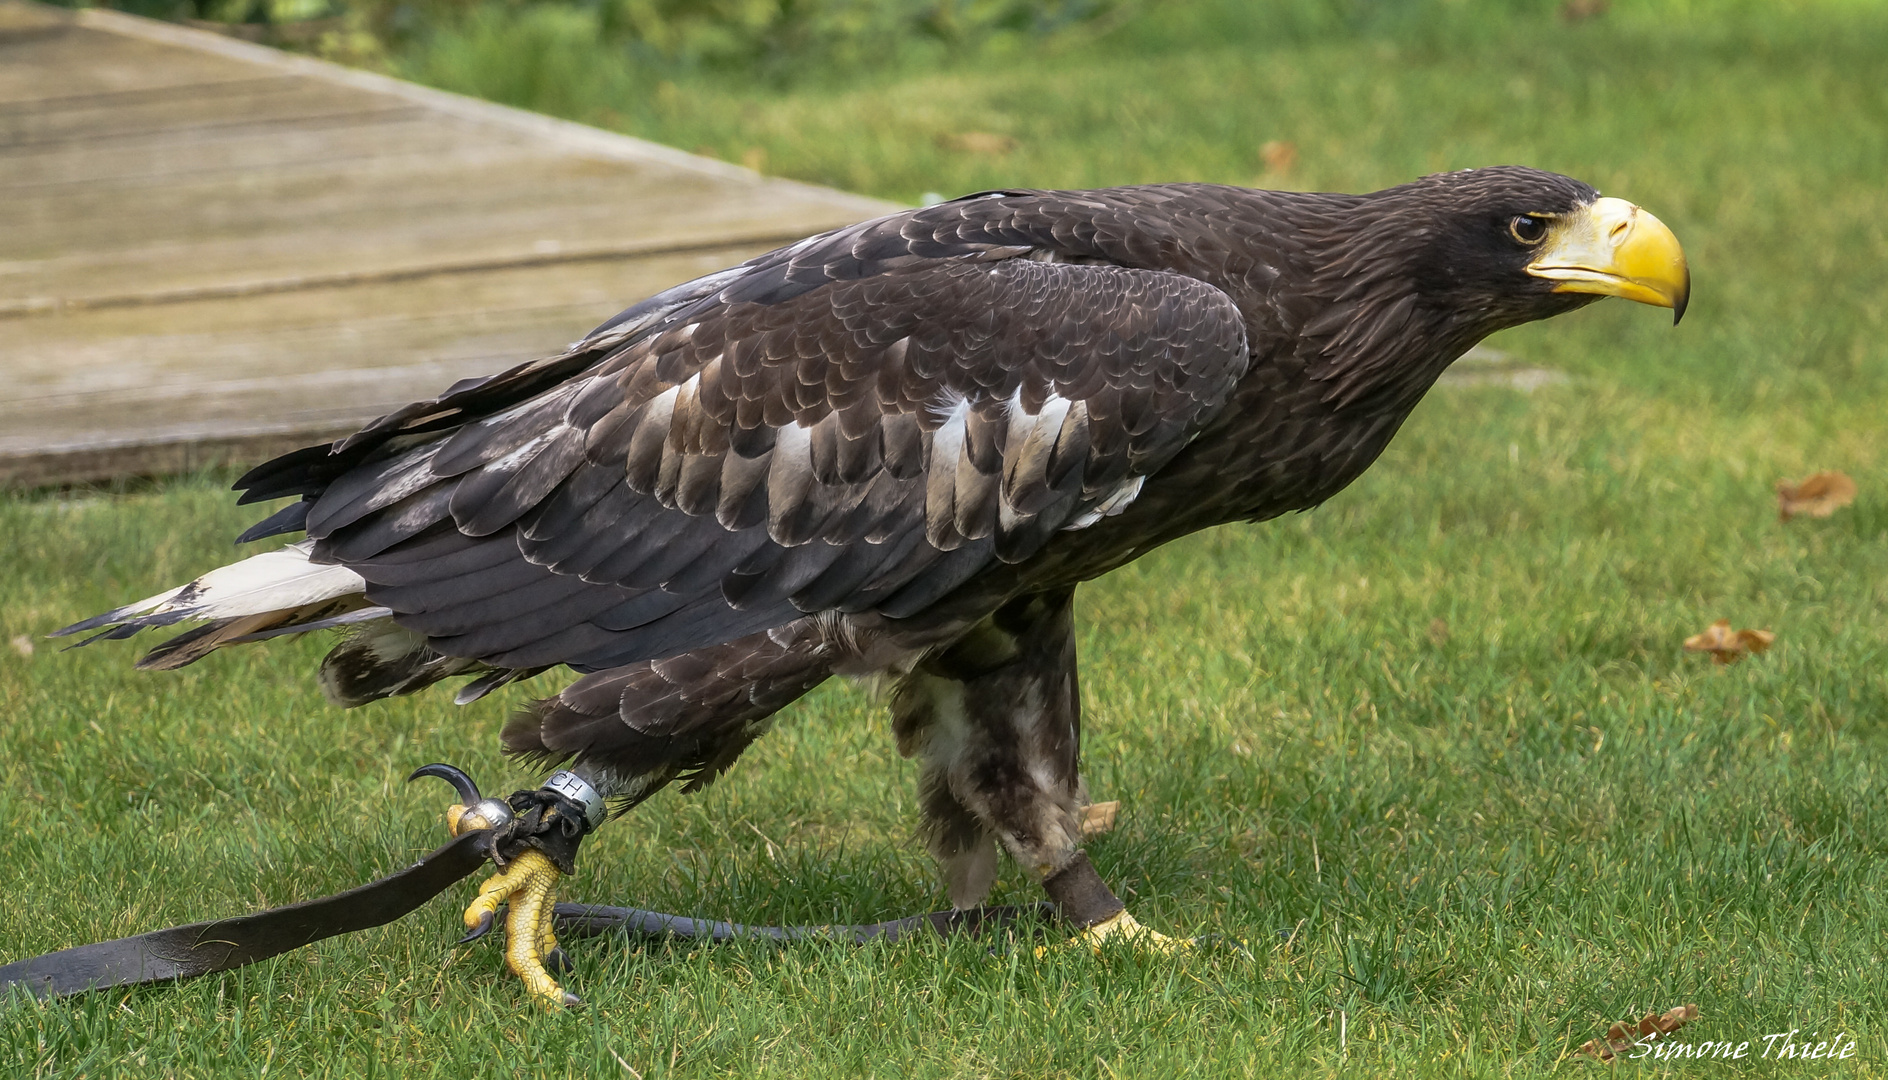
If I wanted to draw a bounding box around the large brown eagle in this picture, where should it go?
[62,167,1688,1006]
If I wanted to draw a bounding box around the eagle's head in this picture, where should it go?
[1391,165,1691,327]
[1299,166,1691,408]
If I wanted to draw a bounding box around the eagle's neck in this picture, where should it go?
[1087,186,1496,533]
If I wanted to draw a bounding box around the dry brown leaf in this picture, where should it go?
[1427,617,1450,646]
[1576,1004,1699,1063]
[1080,801,1120,838]
[1684,619,1775,665]
[1776,470,1856,522]
[943,131,1018,156]
[1259,139,1298,178]
[1560,0,1609,22]
[8,635,33,658]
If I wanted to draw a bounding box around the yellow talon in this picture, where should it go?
[1039,910,1194,957]
[462,853,540,934]
[461,850,580,1008]
[535,895,559,959]
[418,774,587,1006]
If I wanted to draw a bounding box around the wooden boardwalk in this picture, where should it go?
[0,1,895,487]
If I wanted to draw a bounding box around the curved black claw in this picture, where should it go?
[545,947,573,975]
[409,763,483,805]
[458,910,495,944]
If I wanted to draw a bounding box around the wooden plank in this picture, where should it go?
[1,63,868,302]
[1,75,363,145]
[0,0,60,27]
[0,12,275,100]
[0,1,897,488]
[0,245,773,485]
[6,164,876,306]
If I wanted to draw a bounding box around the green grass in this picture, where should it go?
[6,0,1888,1074]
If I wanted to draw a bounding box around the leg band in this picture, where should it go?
[1041,852,1126,928]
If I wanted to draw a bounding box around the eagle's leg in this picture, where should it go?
[427,768,605,1008]
[892,589,1189,953]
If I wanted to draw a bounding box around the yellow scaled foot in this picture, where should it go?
[1041,910,1194,957]
[462,850,579,1008]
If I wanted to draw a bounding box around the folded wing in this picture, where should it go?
[62,199,1251,696]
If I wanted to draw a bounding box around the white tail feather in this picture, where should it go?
[59,540,366,636]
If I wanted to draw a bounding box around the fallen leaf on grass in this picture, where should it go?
[942,131,1018,155]
[1081,801,1120,837]
[1560,0,1609,22]
[1258,140,1298,178]
[1684,619,1775,665]
[1776,470,1856,522]
[1576,1004,1699,1063]
[9,635,33,658]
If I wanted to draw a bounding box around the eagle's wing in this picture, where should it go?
[296,259,1248,672]
[245,209,1252,674]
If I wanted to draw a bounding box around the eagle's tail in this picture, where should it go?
[53,540,540,707]
[53,540,378,670]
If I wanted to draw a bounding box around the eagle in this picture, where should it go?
[61,167,1688,1006]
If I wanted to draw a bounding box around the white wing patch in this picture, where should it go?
[924,398,972,548]
[765,419,815,543]
[998,392,1075,532]
[1063,475,1145,530]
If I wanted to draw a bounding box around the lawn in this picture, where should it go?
[4,0,1888,1075]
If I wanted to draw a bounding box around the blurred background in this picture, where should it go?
[44,0,1877,204]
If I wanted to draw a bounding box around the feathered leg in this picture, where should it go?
[892,589,1188,952]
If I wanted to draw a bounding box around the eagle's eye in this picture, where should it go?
[1508,215,1549,244]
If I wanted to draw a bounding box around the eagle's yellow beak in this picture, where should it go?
[1526,196,1691,323]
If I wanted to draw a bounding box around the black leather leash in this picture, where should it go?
[0,827,1050,1001]
[552,901,1052,946]
[0,830,492,1000]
